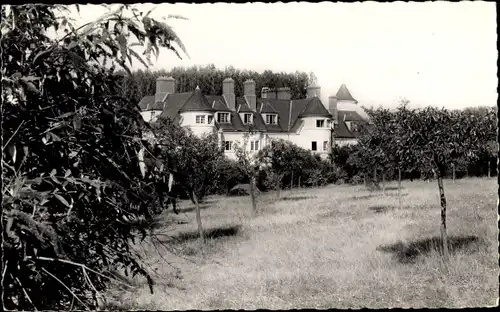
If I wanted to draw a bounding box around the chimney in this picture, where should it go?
[155,76,175,103]
[277,87,292,100]
[328,96,338,124]
[223,77,236,111]
[306,84,321,99]
[244,79,257,111]
[261,87,277,99]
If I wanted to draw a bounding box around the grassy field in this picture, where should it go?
[106,177,498,309]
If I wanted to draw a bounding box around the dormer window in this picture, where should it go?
[217,112,230,124]
[196,115,205,124]
[265,114,278,125]
[316,119,325,128]
[243,113,253,125]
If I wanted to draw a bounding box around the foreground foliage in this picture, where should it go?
[1,4,187,310]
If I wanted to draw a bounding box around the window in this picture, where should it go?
[316,119,325,128]
[196,115,205,124]
[208,115,213,124]
[218,112,230,123]
[323,141,328,151]
[250,141,260,151]
[265,114,277,125]
[311,141,317,151]
[326,120,332,128]
[243,113,253,125]
[224,141,233,151]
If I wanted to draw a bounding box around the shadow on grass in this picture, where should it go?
[348,194,382,201]
[170,225,242,244]
[369,205,396,213]
[377,235,486,263]
[280,196,316,202]
[175,203,211,214]
[384,186,405,191]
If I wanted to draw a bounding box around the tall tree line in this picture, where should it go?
[115,65,312,103]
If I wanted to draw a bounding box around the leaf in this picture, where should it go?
[50,169,57,177]
[54,193,70,207]
[64,169,71,178]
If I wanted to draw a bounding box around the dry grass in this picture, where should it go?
[105,177,498,310]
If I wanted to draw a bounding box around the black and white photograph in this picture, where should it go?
[1,1,498,310]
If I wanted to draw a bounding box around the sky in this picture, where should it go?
[72,2,497,109]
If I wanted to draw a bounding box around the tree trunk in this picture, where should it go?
[249,176,257,215]
[276,183,281,199]
[398,167,402,209]
[192,191,205,244]
[436,172,449,260]
[364,172,367,187]
[290,171,294,189]
[373,167,377,187]
[452,163,455,183]
[488,160,491,178]
[382,170,386,195]
[465,167,469,178]
[298,176,301,188]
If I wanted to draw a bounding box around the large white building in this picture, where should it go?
[138,77,368,160]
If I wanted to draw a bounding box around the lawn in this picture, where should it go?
[105,177,498,309]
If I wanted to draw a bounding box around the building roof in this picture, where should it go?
[338,110,365,122]
[212,99,231,111]
[298,97,332,118]
[138,96,156,110]
[336,84,358,103]
[178,87,215,112]
[138,86,364,139]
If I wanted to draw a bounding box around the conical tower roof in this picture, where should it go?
[178,87,214,112]
[298,97,332,118]
[336,84,358,103]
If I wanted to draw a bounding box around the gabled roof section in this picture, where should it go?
[259,100,279,114]
[159,92,192,120]
[298,97,332,118]
[338,110,366,122]
[236,98,254,113]
[336,84,358,103]
[178,87,215,113]
[212,99,231,111]
[138,96,155,110]
[288,99,312,131]
[258,98,292,132]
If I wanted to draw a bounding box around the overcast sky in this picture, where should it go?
[74,2,497,109]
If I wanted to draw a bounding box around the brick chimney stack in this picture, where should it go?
[277,87,292,100]
[223,77,236,111]
[244,79,257,111]
[306,84,321,99]
[155,77,175,103]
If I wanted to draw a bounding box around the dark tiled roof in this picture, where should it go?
[334,111,369,138]
[288,99,311,132]
[138,96,155,110]
[236,101,254,113]
[178,88,215,112]
[140,87,364,138]
[159,92,192,120]
[338,110,365,122]
[336,84,358,103]
[259,100,278,114]
[212,99,231,111]
[298,97,332,118]
[334,120,355,138]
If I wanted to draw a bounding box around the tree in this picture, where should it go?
[396,106,495,260]
[150,117,224,244]
[1,4,188,310]
[233,133,260,215]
